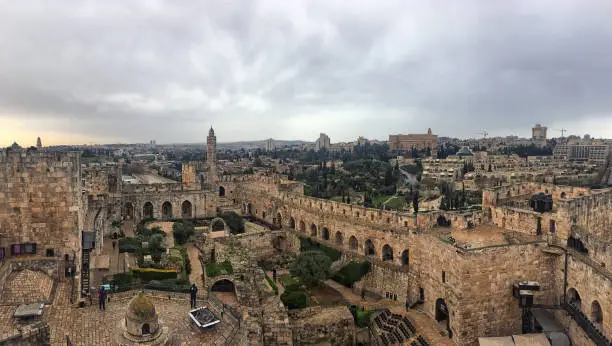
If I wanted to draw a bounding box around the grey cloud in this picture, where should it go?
[1,0,612,145]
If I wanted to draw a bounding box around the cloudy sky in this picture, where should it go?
[1,0,612,146]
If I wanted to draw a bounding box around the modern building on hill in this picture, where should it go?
[264,138,276,152]
[314,133,331,152]
[388,128,438,152]
[553,142,610,164]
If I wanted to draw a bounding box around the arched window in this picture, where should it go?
[290,217,296,231]
[401,250,409,266]
[335,232,344,245]
[162,201,172,219]
[310,224,317,237]
[567,288,582,310]
[382,244,393,261]
[349,236,358,250]
[299,221,306,232]
[591,300,603,325]
[364,239,375,256]
[143,202,154,219]
[322,228,330,240]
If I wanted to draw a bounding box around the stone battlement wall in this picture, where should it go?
[83,165,121,196]
[290,306,355,346]
[483,183,591,208]
[121,182,183,194]
[0,150,82,258]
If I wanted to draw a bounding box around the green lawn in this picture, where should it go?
[372,194,407,210]
[279,274,298,288]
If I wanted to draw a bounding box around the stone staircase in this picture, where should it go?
[80,249,90,297]
[372,309,430,346]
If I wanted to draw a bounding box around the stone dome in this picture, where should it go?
[127,292,157,321]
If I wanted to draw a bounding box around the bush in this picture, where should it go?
[299,237,341,261]
[279,275,298,288]
[221,211,245,234]
[145,278,191,293]
[332,261,371,287]
[280,291,309,309]
[118,237,140,253]
[173,221,195,245]
[106,272,133,292]
[290,251,331,287]
[131,268,178,281]
[206,261,233,277]
[349,306,374,327]
[264,273,278,295]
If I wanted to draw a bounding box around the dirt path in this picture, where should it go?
[186,244,203,290]
[147,221,175,248]
[324,280,399,310]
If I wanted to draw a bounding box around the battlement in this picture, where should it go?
[483,182,592,207]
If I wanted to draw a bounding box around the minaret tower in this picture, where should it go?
[36,137,42,148]
[206,127,218,184]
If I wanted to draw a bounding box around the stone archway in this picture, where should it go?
[591,300,603,326]
[435,298,452,338]
[310,224,317,237]
[401,250,409,266]
[219,186,226,197]
[382,244,393,261]
[210,279,236,305]
[567,288,581,310]
[275,212,282,229]
[289,217,296,231]
[181,200,192,218]
[299,221,305,233]
[162,201,172,219]
[364,239,375,256]
[349,236,358,250]
[124,203,134,219]
[246,203,252,215]
[335,231,343,246]
[322,227,330,241]
[143,202,154,219]
[211,217,227,232]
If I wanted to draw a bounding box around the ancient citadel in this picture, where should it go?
[0,128,610,346]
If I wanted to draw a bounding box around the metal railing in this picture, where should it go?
[563,302,611,346]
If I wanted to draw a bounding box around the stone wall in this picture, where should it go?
[289,306,355,346]
[0,150,82,258]
[0,321,50,346]
[233,230,300,260]
[262,296,293,345]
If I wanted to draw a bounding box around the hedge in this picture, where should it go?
[205,261,233,277]
[118,237,140,253]
[105,272,133,292]
[299,237,341,261]
[131,268,178,281]
[332,261,371,287]
[145,278,191,293]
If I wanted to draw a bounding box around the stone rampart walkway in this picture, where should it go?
[187,243,204,290]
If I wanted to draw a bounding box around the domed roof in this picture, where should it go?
[127,292,157,321]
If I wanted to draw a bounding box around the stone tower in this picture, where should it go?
[206,127,218,185]
[36,137,42,148]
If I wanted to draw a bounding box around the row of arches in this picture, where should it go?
[290,217,410,266]
[126,200,193,220]
[567,288,604,327]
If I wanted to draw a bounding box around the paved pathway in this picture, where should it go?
[186,243,204,290]
[324,280,398,310]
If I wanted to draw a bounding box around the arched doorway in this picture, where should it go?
[322,228,330,240]
[364,239,375,256]
[382,244,393,261]
[181,200,192,218]
[567,288,581,310]
[435,298,452,338]
[124,203,134,219]
[310,224,317,237]
[219,186,225,197]
[349,236,358,250]
[276,213,282,229]
[290,217,296,231]
[142,323,150,335]
[143,202,154,219]
[335,232,343,245]
[299,221,305,232]
[162,201,172,219]
[211,279,236,305]
[401,250,409,266]
[247,203,252,215]
[591,301,603,327]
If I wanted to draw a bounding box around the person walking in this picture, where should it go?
[98,286,106,311]
[190,284,198,309]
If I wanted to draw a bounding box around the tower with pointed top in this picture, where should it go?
[206,127,218,184]
[36,137,42,148]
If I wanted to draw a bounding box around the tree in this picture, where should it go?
[425,147,432,157]
[172,221,195,245]
[290,251,332,287]
[253,157,263,167]
[487,163,492,172]
[222,211,245,234]
[412,190,420,214]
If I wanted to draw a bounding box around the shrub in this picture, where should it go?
[332,261,371,287]
[279,275,298,288]
[131,268,178,281]
[290,251,331,287]
[299,237,341,261]
[173,221,195,245]
[106,272,133,292]
[118,237,140,253]
[221,211,245,234]
[145,278,191,293]
[280,291,309,309]
[264,273,278,295]
[349,306,374,327]
[206,261,233,277]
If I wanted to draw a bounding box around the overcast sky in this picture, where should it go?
[1,0,612,146]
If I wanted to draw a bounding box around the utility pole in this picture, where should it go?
[560,129,567,137]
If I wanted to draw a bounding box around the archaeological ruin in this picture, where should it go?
[0,129,610,346]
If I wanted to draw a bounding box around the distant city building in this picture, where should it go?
[553,142,610,164]
[388,128,437,152]
[149,140,156,147]
[329,142,355,153]
[314,133,331,152]
[36,137,42,148]
[265,138,276,152]
[532,124,547,140]
[357,136,368,146]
